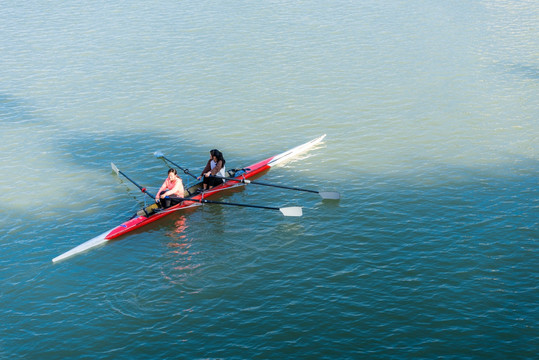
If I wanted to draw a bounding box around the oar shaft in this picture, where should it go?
[160,155,198,180]
[179,197,279,211]
[111,163,155,199]
[216,176,318,193]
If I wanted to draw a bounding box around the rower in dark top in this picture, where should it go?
[198,149,226,191]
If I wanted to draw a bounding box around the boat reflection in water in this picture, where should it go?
[166,216,189,255]
[161,216,202,284]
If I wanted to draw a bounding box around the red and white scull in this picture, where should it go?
[52,134,327,262]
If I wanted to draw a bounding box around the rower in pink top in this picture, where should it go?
[156,168,185,208]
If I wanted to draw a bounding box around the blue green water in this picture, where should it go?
[1,1,537,358]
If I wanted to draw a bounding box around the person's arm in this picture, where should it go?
[210,160,223,176]
[199,160,212,179]
[156,180,167,200]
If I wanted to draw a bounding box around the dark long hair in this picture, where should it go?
[210,149,226,166]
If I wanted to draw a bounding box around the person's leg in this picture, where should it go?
[168,196,182,206]
[157,190,171,208]
[208,177,224,189]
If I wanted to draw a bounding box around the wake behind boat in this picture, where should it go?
[53,134,335,263]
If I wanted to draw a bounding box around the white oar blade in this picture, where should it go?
[154,151,164,158]
[52,232,109,263]
[280,206,303,217]
[319,191,340,200]
[111,162,119,175]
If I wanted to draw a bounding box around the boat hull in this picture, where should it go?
[52,134,325,262]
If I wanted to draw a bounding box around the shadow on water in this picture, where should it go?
[487,62,539,82]
[2,90,537,250]
[0,93,43,125]
[2,90,537,233]
[506,63,539,80]
[2,89,538,229]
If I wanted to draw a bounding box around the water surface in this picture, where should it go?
[1,1,537,358]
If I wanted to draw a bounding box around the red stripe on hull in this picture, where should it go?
[105,156,275,239]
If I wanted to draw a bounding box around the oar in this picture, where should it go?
[213,175,340,200]
[153,151,198,180]
[154,152,339,200]
[176,197,302,217]
[111,163,156,200]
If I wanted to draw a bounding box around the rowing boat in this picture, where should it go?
[52,134,327,262]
